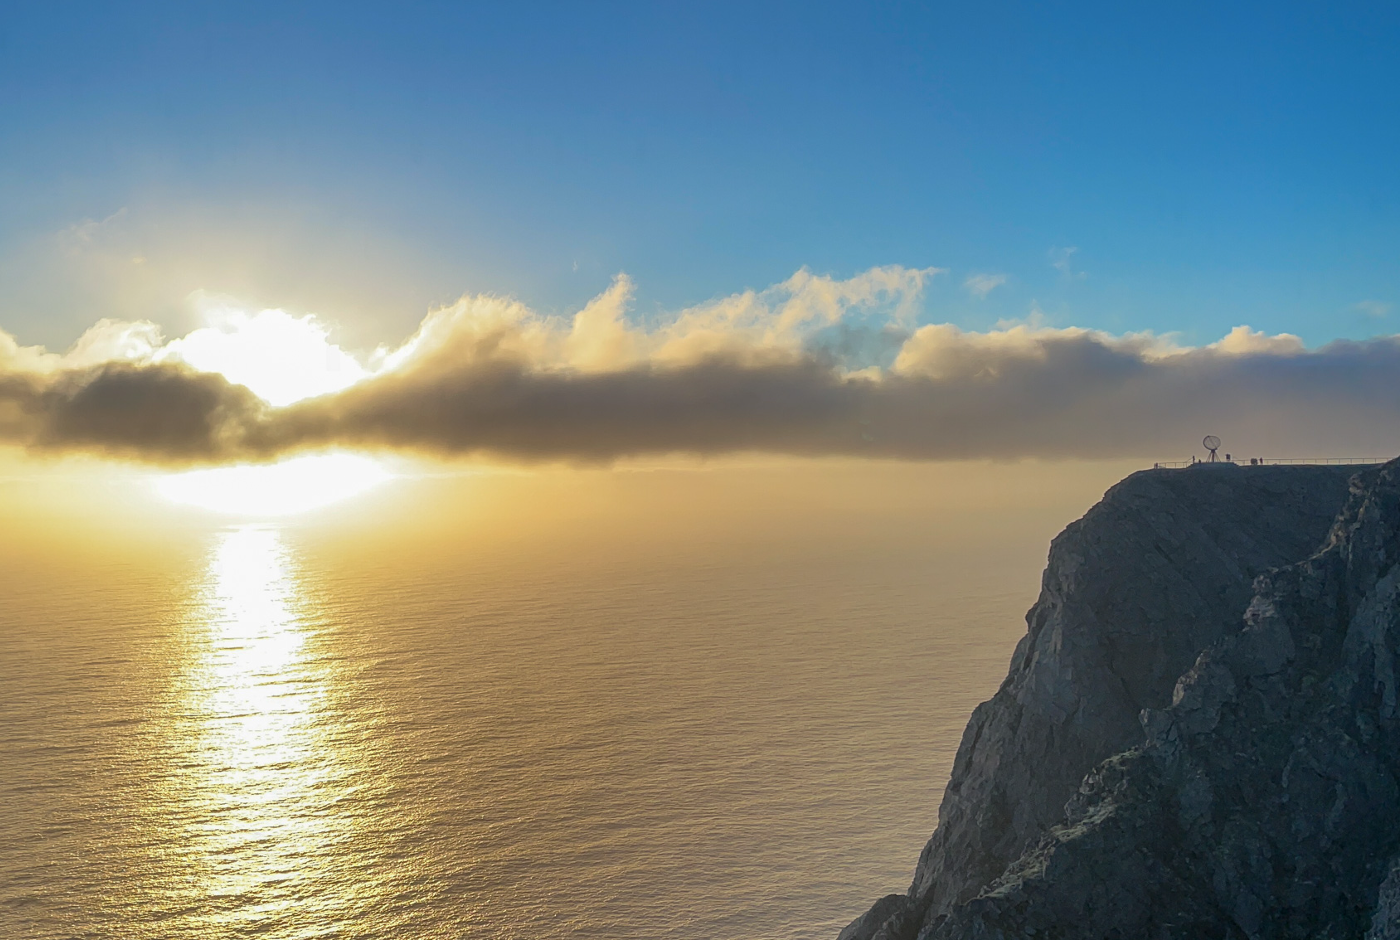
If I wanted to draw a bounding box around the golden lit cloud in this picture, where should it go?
[0,266,1398,467]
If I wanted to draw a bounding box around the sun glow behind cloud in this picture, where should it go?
[164,305,369,406]
[150,306,389,515]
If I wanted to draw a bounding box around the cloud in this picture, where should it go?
[964,273,1008,299]
[1358,300,1392,319]
[1207,325,1305,356]
[995,302,1051,332]
[1050,246,1086,280]
[565,273,641,371]
[2,266,1400,465]
[162,307,368,405]
[56,208,129,251]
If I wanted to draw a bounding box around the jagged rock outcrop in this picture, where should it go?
[917,459,1400,938]
[841,463,1364,940]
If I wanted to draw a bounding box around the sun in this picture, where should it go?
[150,306,395,516]
[155,453,393,517]
[163,305,368,407]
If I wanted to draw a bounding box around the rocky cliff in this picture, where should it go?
[840,462,1387,940]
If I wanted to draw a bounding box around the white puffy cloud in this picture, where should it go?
[1207,325,1306,356]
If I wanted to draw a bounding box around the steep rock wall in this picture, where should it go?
[917,459,1400,938]
[842,464,1357,940]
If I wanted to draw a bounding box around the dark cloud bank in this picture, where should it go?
[3,328,1400,465]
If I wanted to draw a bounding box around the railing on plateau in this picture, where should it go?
[1152,457,1393,469]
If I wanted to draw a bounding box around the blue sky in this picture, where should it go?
[2,1,1398,351]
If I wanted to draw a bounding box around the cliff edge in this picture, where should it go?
[841,462,1374,940]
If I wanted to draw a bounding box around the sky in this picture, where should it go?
[2,1,1399,479]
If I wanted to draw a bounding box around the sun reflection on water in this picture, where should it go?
[180,525,351,934]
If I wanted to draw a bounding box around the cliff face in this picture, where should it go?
[841,463,1364,940]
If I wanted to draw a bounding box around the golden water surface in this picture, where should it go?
[0,463,1122,938]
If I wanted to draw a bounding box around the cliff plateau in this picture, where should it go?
[840,461,1400,940]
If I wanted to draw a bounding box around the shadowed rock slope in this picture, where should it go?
[840,463,1368,940]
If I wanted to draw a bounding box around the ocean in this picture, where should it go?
[0,462,1126,939]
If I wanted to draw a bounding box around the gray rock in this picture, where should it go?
[1368,856,1400,940]
[913,458,1400,937]
[840,463,1359,940]
[838,895,908,940]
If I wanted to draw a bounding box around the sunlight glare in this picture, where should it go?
[163,307,367,406]
[155,453,392,516]
[177,525,349,923]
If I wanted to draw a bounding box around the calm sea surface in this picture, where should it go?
[0,486,1073,940]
